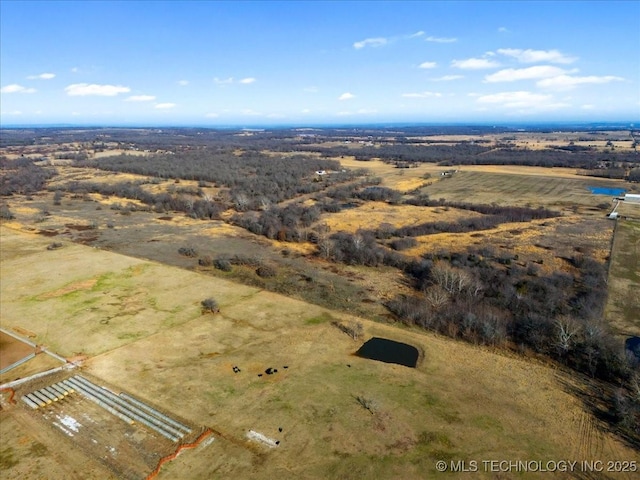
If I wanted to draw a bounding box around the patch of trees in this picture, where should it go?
[315,230,406,268]
[627,168,640,182]
[75,151,348,209]
[231,203,321,241]
[581,168,627,179]
[355,186,402,203]
[387,251,633,386]
[54,180,226,219]
[0,157,56,196]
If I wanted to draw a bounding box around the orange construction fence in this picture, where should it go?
[146,428,213,480]
[0,387,17,404]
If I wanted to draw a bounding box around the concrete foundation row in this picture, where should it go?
[21,375,192,443]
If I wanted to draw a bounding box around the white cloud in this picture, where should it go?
[241,109,261,116]
[177,80,189,86]
[497,48,577,64]
[1,110,23,116]
[431,75,464,81]
[65,83,130,96]
[498,27,510,33]
[301,108,311,113]
[155,103,176,109]
[402,91,442,98]
[484,65,574,83]
[582,104,595,110]
[27,73,55,80]
[205,112,219,117]
[339,92,355,100]
[337,109,376,116]
[409,31,425,38]
[71,67,79,73]
[476,90,569,110]
[425,36,457,43]
[418,61,437,69]
[214,77,234,85]
[1,84,37,94]
[537,74,624,90]
[303,86,318,93]
[239,77,256,84]
[125,95,156,102]
[451,58,500,69]
[353,37,388,49]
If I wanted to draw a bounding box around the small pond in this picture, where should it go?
[356,337,419,368]
[626,337,640,361]
[589,186,626,196]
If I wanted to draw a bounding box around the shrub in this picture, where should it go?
[178,246,197,257]
[201,297,219,314]
[198,255,213,267]
[390,237,418,251]
[0,204,14,220]
[214,257,232,271]
[256,265,277,278]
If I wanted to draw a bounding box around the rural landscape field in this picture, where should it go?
[1,126,639,479]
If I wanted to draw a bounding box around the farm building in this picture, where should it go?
[624,194,640,203]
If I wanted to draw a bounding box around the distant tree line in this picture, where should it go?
[299,143,639,169]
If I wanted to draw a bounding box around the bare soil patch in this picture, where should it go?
[0,332,34,370]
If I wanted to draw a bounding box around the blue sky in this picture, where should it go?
[1,0,639,126]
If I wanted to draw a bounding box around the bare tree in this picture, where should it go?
[424,285,449,310]
[431,261,472,295]
[233,193,250,211]
[555,316,580,355]
[317,233,334,259]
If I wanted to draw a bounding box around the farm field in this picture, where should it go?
[605,219,640,336]
[2,126,639,478]
[1,225,637,479]
[420,171,623,210]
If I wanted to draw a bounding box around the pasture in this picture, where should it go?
[605,219,640,336]
[420,171,622,210]
[1,225,637,479]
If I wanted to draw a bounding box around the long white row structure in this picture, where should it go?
[67,376,183,442]
[20,375,192,443]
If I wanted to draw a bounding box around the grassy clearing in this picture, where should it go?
[605,219,640,336]
[321,201,482,234]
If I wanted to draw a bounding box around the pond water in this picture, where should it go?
[356,337,419,368]
[626,336,640,361]
[589,186,626,196]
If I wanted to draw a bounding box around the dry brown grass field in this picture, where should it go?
[605,219,640,336]
[1,226,637,480]
[1,135,639,478]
